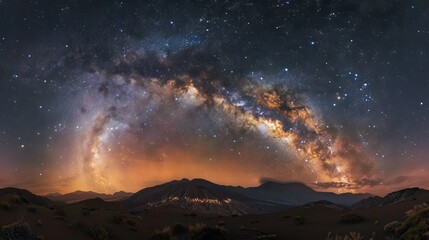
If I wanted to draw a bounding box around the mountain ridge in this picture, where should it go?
[45,190,133,203]
[352,187,427,209]
[123,178,373,215]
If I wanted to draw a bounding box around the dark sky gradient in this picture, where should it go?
[0,0,428,195]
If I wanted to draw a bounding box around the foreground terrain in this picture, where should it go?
[0,181,428,239]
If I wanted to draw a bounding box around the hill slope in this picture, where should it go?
[0,187,55,208]
[352,187,428,209]
[234,181,373,206]
[46,190,132,203]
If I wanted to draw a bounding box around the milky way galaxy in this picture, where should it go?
[1,0,428,194]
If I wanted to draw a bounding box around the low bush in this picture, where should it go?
[54,208,65,216]
[406,202,428,217]
[254,234,277,240]
[190,224,226,240]
[73,221,109,240]
[149,226,172,240]
[0,201,11,211]
[53,216,66,221]
[20,195,29,204]
[184,213,198,217]
[11,195,22,204]
[27,206,37,213]
[126,219,136,226]
[294,216,306,225]
[81,208,90,216]
[1,221,35,240]
[340,213,364,224]
[150,223,227,240]
[384,203,429,240]
[89,225,109,240]
[384,220,400,235]
[189,222,227,240]
[111,215,123,224]
[172,222,188,235]
[326,232,369,240]
[189,223,206,234]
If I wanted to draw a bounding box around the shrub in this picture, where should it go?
[184,213,198,217]
[73,221,109,240]
[172,222,188,235]
[326,232,370,240]
[54,208,65,216]
[89,225,109,240]
[254,234,277,240]
[53,216,66,221]
[36,235,44,240]
[384,221,400,235]
[400,220,429,240]
[149,226,172,240]
[406,203,428,217]
[1,221,34,240]
[27,206,37,213]
[190,224,226,240]
[126,219,136,226]
[0,201,11,211]
[189,223,206,234]
[11,195,22,204]
[340,213,364,224]
[111,215,123,224]
[19,195,29,204]
[148,234,172,240]
[81,208,90,216]
[384,203,429,240]
[294,216,306,225]
[188,223,227,240]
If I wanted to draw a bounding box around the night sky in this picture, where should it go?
[0,0,428,195]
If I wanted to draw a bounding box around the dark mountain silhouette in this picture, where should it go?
[124,178,287,215]
[124,179,372,215]
[352,187,428,209]
[233,181,373,206]
[46,190,132,203]
[71,197,122,211]
[303,200,347,210]
[351,196,384,209]
[0,187,55,208]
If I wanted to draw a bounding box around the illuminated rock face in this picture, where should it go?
[148,196,232,207]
